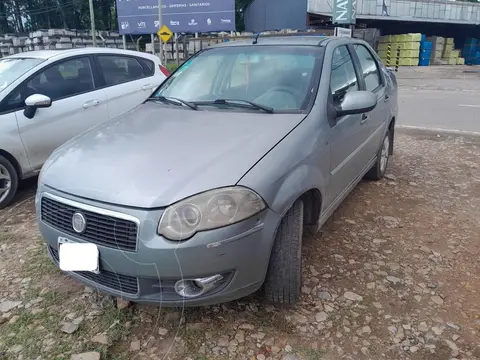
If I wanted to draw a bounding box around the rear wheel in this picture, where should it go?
[264,200,304,304]
[0,156,18,210]
[366,130,391,181]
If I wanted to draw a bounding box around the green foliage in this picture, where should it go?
[0,0,253,33]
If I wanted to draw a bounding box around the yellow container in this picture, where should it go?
[400,49,420,58]
[457,57,465,65]
[404,42,420,50]
[379,35,393,43]
[378,43,392,51]
[443,44,454,53]
[427,36,445,45]
[446,38,454,45]
[451,50,460,58]
[404,33,422,42]
[447,58,457,65]
[392,35,401,42]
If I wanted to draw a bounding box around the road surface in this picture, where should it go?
[395,66,480,134]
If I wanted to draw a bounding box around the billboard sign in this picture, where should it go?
[116,0,236,35]
[332,0,357,24]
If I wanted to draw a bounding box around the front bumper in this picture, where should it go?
[36,185,281,306]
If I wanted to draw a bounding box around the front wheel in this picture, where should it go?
[0,156,19,210]
[366,130,391,181]
[264,200,304,304]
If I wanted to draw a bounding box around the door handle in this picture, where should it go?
[360,114,368,125]
[384,95,390,103]
[142,84,155,91]
[83,99,100,109]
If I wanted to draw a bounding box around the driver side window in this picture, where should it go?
[330,46,359,104]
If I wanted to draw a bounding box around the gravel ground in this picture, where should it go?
[1,130,479,360]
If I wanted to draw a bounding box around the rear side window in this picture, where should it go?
[352,44,382,91]
[97,55,146,86]
[137,57,155,76]
[330,46,359,103]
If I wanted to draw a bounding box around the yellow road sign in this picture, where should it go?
[157,25,173,43]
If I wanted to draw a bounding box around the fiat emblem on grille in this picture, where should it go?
[72,212,87,233]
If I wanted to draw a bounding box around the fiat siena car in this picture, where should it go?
[36,36,398,306]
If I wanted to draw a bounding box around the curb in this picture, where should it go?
[396,125,480,137]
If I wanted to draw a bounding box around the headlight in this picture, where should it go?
[158,187,266,241]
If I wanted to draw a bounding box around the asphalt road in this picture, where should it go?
[398,89,480,134]
[395,66,480,134]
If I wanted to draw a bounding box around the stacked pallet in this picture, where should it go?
[463,38,480,65]
[442,38,463,65]
[427,36,445,64]
[377,33,421,66]
[419,36,432,66]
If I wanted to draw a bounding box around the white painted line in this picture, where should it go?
[458,104,480,108]
[396,125,480,136]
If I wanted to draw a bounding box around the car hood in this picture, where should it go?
[42,103,306,208]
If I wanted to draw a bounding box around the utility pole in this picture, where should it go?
[89,0,97,47]
[158,0,163,64]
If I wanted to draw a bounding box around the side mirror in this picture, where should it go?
[336,91,377,117]
[24,94,52,119]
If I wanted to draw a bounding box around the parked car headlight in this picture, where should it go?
[158,187,266,241]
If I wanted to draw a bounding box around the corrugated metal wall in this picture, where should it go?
[244,0,308,32]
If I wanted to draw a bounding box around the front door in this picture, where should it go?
[327,45,370,204]
[16,56,109,171]
[351,44,389,160]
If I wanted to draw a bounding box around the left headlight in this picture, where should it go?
[158,186,266,241]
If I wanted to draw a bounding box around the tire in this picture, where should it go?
[366,130,392,181]
[264,199,304,304]
[0,156,19,210]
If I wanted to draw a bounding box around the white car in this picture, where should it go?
[0,48,168,208]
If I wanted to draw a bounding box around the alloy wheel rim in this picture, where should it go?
[380,136,390,173]
[0,164,12,203]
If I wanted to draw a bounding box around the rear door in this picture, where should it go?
[327,45,370,204]
[94,54,159,119]
[15,56,109,171]
[351,43,389,160]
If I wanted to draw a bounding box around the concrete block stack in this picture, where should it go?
[0,29,132,58]
[377,33,421,66]
[427,36,445,64]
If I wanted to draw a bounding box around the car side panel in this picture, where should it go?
[0,112,31,177]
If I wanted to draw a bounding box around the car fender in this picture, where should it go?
[238,117,329,219]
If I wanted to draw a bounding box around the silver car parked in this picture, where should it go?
[36,36,398,306]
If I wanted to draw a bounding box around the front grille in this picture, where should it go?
[41,196,138,252]
[49,247,139,295]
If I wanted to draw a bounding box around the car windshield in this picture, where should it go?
[153,45,321,112]
[0,58,44,92]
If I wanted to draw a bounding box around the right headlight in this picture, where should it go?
[158,186,266,241]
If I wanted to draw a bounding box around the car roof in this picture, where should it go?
[4,47,159,61]
[209,36,363,48]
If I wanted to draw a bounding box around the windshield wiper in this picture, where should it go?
[194,99,274,114]
[146,96,198,110]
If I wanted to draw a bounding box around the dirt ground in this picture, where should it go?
[1,129,479,360]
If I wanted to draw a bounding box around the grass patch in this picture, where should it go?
[292,348,326,360]
[166,62,180,72]
[22,243,60,279]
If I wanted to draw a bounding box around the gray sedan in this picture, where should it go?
[36,36,398,306]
